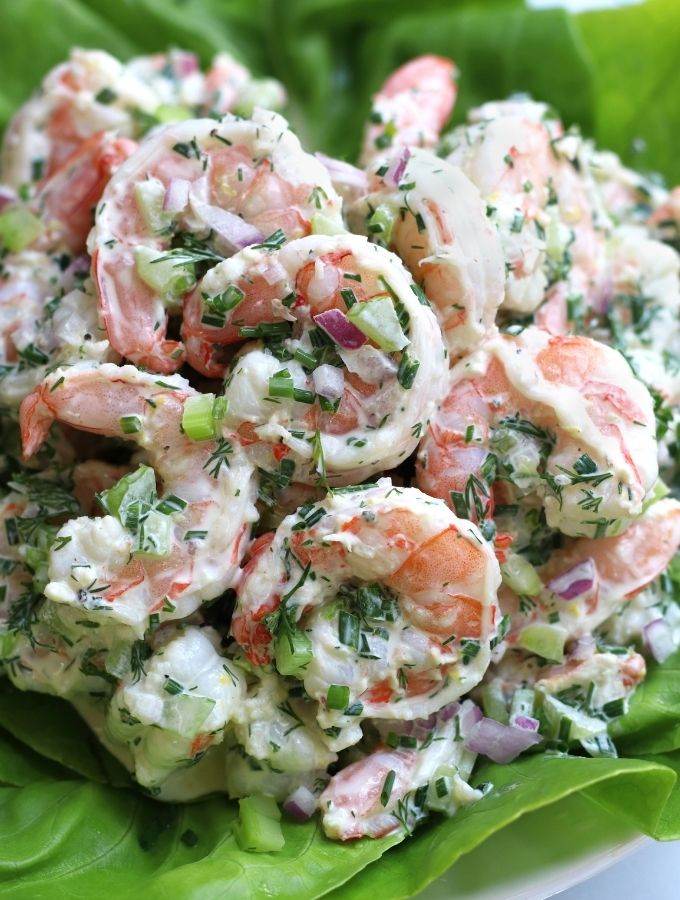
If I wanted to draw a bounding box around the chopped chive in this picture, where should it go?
[338,611,360,650]
[120,415,142,434]
[156,494,188,515]
[326,684,350,710]
[397,352,419,389]
[380,769,396,807]
[163,677,184,695]
[293,348,317,369]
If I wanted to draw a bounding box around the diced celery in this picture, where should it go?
[367,204,396,244]
[163,693,215,737]
[347,296,409,351]
[509,687,535,722]
[0,206,43,252]
[501,553,542,596]
[182,393,217,441]
[580,733,618,758]
[233,794,285,853]
[135,508,172,558]
[98,465,156,522]
[643,478,670,512]
[275,628,313,677]
[311,212,345,236]
[134,245,196,308]
[134,178,175,235]
[542,694,606,741]
[154,104,193,123]
[516,623,567,663]
[426,765,459,815]
[480,682,509,724]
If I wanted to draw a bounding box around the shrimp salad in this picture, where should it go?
[1,47,679,848]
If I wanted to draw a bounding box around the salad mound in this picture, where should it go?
[1,2,680,897]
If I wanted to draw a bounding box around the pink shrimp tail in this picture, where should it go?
[19,386,55,459]
[380,54,458,124]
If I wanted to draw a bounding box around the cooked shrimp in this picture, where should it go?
[90,109,344,372]
[443,99,565,314]
[232,481,501,750]
[1,47,285,188]
[351,148,505,357]
[417,326,658,539]
[500,498,680,647]
[19,362,257,635]
[359,55,458,167]
[0,272,116,408]
[320,707,480,840]
[185,233,448,484]
[31,131,137,254]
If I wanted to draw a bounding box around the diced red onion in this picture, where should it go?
[437,702,460,723]
[511,715,540,732]
[283,785,317,822]
[313,309,367,350]
[547,559,597,601]
[315,153,368,193]
[458,699,483,738]
[383,147,411,187]
[164,178,191,214]
[339,345,399,385]
[170,51,199,77]
[644,618,676,664]
[464,717,542,764]
[192,200,263,251]
[313,364,345,400]
[0,186,18,212]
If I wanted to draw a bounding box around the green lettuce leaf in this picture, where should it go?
[610,647,680,755]
[0,680,129,786]
[0,777,401,900]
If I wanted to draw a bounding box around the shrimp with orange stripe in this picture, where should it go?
[498,497,680,656]
[417,325,658,539]
[195,233,447,485]
[90,108,344,373]
[19,362,257,636]
[231,481,500,750]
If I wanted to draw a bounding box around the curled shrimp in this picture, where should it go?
[443,99,567,314]
[417,326,658,539]
[352,147,505,357]
[359,55,458,167]
[19,362,257,635]
[500,498,680,646]
[0,48,285,188]
[320,707,479,840]
[90,109,344,373]
[184,233,448,484]
[31,131,137,254]
[232,481,500,750]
